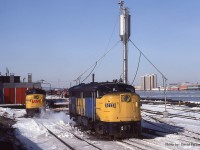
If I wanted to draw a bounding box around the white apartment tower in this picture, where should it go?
[140,74,157,90]
[141,76,146,90]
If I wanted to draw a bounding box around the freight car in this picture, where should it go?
[69,82,141,138]
[25,88,46,116]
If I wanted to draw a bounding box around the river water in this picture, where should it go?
[136,90,200,102]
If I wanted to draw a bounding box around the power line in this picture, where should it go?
[75,14,119,84]
[129,39,167,81]
[131,51,141,85]
[81,61,97,83]
[76,40,121,83]
[103,15,119,55]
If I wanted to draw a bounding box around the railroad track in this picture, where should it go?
[141,117,200,150]
[142,108,200,120]
[141,129,200,150]
[143,104,200,113]
[142,112,200,141]
[34,118,177,150]
[31,111,200,150]
[117,140,145,150]
[117,137,172,150]
[116,122,179,150]
[34,119,102,150]
[57,123,102,150]
[128,138,171,150]
[35,119,145,150]
[40,123,75,150]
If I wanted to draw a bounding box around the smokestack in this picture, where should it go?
[92,74,95,83]
[10,73,14,83]
[28,73,32,83]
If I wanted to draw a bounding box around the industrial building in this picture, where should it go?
[168,83,200,91]
[0,73,41,104]
[140,74,157,90]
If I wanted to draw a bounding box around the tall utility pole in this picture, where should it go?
[119,1,131,84]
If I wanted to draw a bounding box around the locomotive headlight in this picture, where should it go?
[34,95,39,99]
[123,95,131,102]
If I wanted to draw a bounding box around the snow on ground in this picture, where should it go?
[0,103,200,149]
[0,107,25,119]
[141,103,200,150]
[14,111,73,150]
[142,104,200,132]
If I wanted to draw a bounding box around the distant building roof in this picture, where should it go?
[0,76,20,83]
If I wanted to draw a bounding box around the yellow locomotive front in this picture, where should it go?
[95,83,141,137]
[25,89,46,116]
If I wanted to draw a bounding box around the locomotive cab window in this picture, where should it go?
[97,84,135,97]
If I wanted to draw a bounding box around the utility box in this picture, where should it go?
[163,111,169,118]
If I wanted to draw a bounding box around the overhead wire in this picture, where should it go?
[75,13,168,86]
[103,15,119,55]
[131,51,141,85]
[129,39,167,81]
[129,40,168,112]
[75,15,120,84]
[81,61,97,83]
[76,40,121,84]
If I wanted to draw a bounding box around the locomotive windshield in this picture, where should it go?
[26,89,46,95]
[97,84,135,98]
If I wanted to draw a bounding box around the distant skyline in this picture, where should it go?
[1,0,200,88]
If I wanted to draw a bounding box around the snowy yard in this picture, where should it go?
[0,103,200,150]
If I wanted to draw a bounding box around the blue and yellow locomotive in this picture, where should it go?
[69,82,141,138]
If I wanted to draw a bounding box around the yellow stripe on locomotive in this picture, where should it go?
[76,97,85,116]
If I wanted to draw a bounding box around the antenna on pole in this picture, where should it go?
[6,67,9,76]
[118,0,124,8]
[118,1,130,84]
